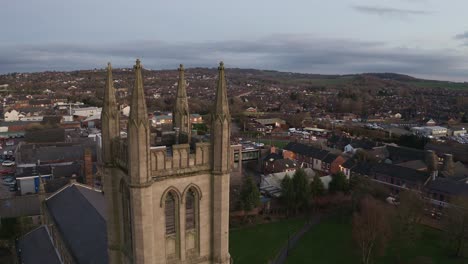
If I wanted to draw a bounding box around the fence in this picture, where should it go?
[0,195,40,218]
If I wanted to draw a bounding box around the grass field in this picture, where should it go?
[258,139,290,149]
[408,80,468,90]
[285,218,467,264]
[230,218,305,264]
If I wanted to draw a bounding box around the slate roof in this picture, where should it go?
[323,153,338,164]
[395,160,427,171]
[18,226,61,264]
[352,162,374,175]
[372,163,429,183]
[273,159,298,170]
[426,178,468,196]
[386,145,425,163]
[283,142,329,160]
[53,163,82,178]
[263,152,283,162]
[46,184,108,263]
[18,144,84,164]
[342,159,357,169]
[16,166,52,178]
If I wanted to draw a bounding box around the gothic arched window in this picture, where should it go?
[165,192,176,234]
[185,190,196,230]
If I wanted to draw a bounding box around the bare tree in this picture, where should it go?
[443,195,468,257]
[353,196,392,264]
[392,190,426,263]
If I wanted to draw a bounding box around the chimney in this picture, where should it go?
[84,148,93,187]
[442,153,455,176]
[425,150,438,173]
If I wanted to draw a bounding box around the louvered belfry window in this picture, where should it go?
[165,193,176,234]
[186,190,195,230]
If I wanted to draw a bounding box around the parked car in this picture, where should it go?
[3,178,15,185]
[2,161,15,167]
[5,140,14,146]
[9,185,16,192]
[2,175,14,181]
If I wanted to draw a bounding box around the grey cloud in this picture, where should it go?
[0,35,467,81]
[352,5,430,17]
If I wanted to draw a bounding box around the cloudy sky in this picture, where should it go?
[1,0,468,81]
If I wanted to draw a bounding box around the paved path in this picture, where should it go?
[269,215,322,264]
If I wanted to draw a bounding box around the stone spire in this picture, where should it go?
[173,64,191,140]
[212,61,231,173]
[211,62,232,264]
[214,62,230,119]
[101,62,120,165]
[127,59,150,184]
[129,59,148,127]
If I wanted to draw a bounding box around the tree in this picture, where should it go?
[281,174,295,216]
[353,196,392,264]
[239,176,261,212]
[392,190,426,263]
[443,195,468,257]
[310,175,325,198]
[292,169,310,213]
[329,172,349,193]
[350,176,390,211]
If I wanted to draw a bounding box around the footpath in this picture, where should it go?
[269,215,322,264]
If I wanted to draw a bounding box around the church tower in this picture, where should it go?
[211,62,231,264]
[173,64,191,141]
[102,60,231,264]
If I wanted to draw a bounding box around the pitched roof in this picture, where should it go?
[263,152,283,162]
[426,178,468,196]
[342,159,357,169]
[395,160,427,171]
[18,226,61,264]
[372,163,429,183]
[283,142,329,160]
[46,184,108,263]
[352,162,373,175]
[323,153,338,164]
[386,145,425,163]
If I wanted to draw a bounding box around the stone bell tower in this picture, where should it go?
[102,60,231,264]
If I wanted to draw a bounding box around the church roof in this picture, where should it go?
[45,184,108,263]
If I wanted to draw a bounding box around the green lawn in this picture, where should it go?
[258,139,290,149]
[286,218,467,264]
[408,80,468,90]
[230,218,305,264]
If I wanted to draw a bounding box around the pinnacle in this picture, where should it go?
[135,59,141,69]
